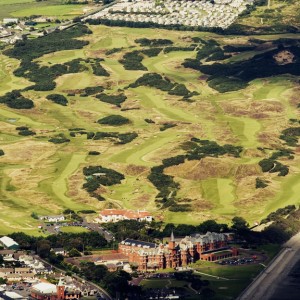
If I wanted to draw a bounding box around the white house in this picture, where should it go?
[99,209,153,223]
[39,215,65,222]
[3,18,19,25]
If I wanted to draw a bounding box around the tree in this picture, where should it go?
[0,277,7,284]
[37,240,51,258]
[69,248,81,257]
[231,217,249,232]
[9,232,37,250]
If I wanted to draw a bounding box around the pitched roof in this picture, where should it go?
[31,282,57,294]
[0,236,19,248]
[100,209,152,219]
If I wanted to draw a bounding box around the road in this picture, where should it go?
[82,220,115,242]
[237,232,300,300]
[36,256,113,300]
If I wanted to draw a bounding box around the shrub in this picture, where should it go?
[84,86,104,95]
[88,151,100,155]
[18,129,36,136]
[255,178,268,189]
[95,93,127,107]
[97,115,130,126]
[280,127,300,146]
[83,165,124,199]
[119,51,147,70]
[160,123,176,131]
[48,134,70,144]
[259,159,274,172]
[91,60,110,77]
[141,48,162,57]
[46,94,68,106]
[0,90,34,109]
[135,38,173,47]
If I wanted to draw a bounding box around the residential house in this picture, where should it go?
[39,215,65,223]
[51,248,66,256]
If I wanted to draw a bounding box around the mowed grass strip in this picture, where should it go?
[59,226,89,234]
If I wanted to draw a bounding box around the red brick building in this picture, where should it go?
[119,232,238,271]
[31,282,81,300]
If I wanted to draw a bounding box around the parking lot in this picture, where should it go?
[217,257,256,266]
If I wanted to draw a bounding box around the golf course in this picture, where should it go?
[1,21,300,235]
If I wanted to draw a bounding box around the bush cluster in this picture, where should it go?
[129,73,197,99]
[4,25,91,91]
[0,90,34,109]
[95,93,127,107]
[97,115,130,126]
[48,134,70,144]
[280,127,300,146]
[135,38,173,47]
[259,158,289,176]
[46,94,68,106]
[119,50,147,70]
[83,165,124,199]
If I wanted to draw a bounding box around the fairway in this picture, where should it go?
[1,24,300,232]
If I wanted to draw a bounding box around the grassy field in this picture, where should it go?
[59,226,89,234]
[237,0,300,30]
[0,24,300,233]
[0,0,88,19]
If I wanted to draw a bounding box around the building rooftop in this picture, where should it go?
[100,209,152,219]
[31,282,57,294]
[121,238,156,249]
[0,236,19,248]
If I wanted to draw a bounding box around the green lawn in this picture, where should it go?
[59,226,89,234]
[0,0,86,19]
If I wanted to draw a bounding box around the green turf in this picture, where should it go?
[0,0,85,19]
[59,226,89,233]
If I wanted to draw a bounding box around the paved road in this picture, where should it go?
[36,256,113,300]
[82,220,115,242]
[237,232,300,300]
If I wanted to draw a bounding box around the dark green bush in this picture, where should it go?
[88,151,100,155]
[97,115,130,126]
[95,93,127,106]
[46,94,68,106]
[18,129,36,136]
[0,90,34,109]
[135,38,173,47]
[119,51,147,70]
[255,178,268,189]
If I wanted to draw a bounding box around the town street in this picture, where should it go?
[35,256,113,300]
[237,232,300,300]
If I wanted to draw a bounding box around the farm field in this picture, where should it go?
[0,23,300,235]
